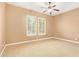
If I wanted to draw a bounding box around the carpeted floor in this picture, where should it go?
[2,39,79,57]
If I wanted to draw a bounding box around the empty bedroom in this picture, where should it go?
[0,2,79,57]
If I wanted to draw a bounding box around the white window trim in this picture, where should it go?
[38,17,46,35]
[26,15,37,36]
[26,15,46,36]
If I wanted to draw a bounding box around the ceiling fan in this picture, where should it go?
[41,2,60,15]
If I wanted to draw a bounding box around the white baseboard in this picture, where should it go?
[5,37,79,46]
[6,37,53,46]
[52,37,79,44]
[0,46,6,57]
[0,42,6,57]
[6,37,79,47]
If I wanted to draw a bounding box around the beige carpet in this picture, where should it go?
[2,39,79,57]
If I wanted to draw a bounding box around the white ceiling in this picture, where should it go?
[8,2,79,16]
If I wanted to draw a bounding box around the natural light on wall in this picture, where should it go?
[26,15,46,36]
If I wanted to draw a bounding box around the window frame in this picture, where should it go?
[26,15,46,36]
[37,17,46,35]
[26,15,37,36]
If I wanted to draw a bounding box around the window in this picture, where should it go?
[38,17,46,35]
[26,15,36,36]
[26,15,46,36]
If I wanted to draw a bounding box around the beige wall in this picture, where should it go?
[6,3,79,44]
[54,8,79,41]
[6,4,54,44]
[0,3,6,53]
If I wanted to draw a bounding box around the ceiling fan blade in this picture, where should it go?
[40,7,47,9]
[52,5,56,7]
[43,10,47,13]
[53,9,60,11]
